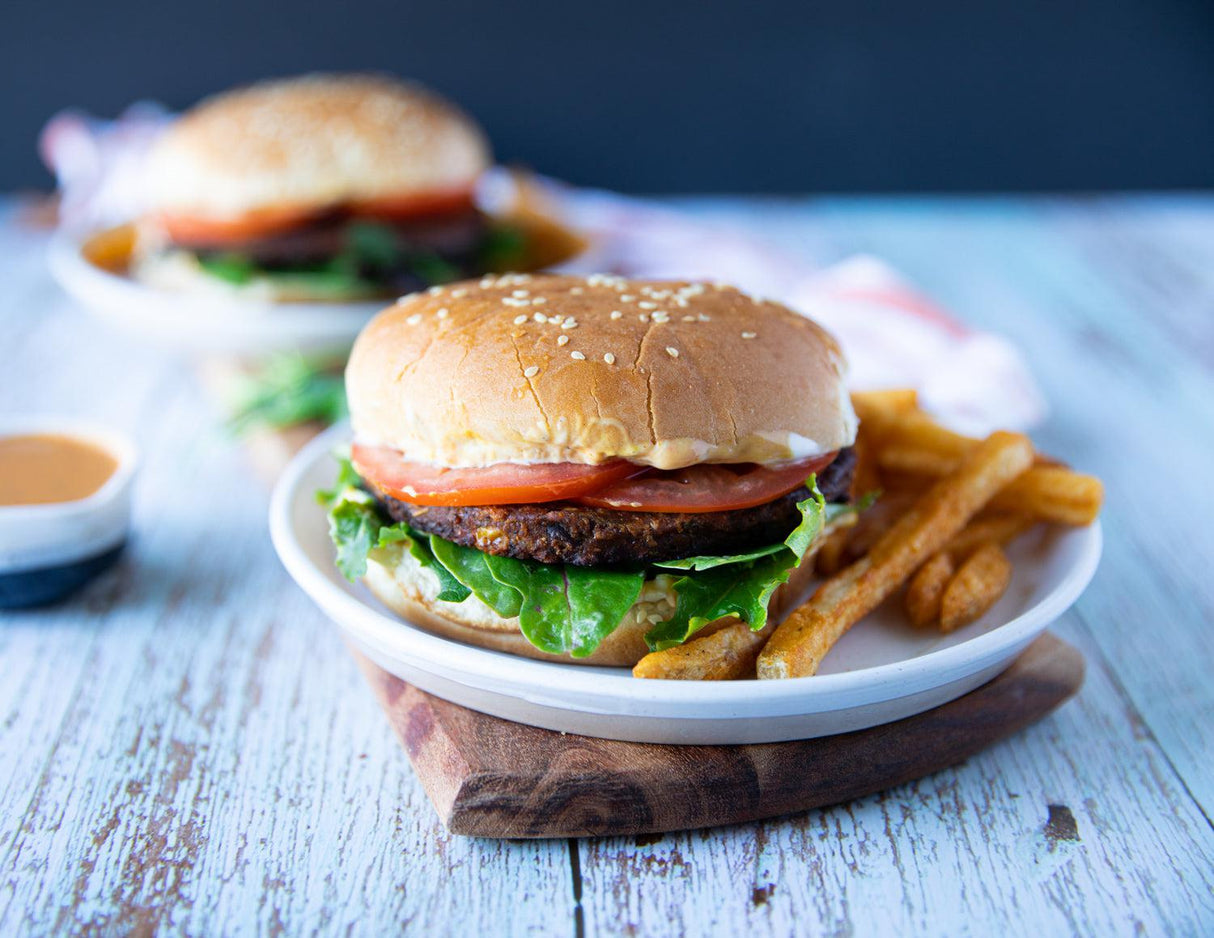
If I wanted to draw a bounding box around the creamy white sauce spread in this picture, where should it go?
[354,429,854,470]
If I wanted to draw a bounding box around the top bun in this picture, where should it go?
[347,274,857,469]
[144,74,491,219]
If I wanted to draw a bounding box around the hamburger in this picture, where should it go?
[321,273,861,665]
[134,74,513,301]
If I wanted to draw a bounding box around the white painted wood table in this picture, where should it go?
[1,195,1212,936]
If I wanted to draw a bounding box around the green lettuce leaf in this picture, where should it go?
[484,555,645,658]
[652,543,786,571]
[197,252,256,284]
[320,485,382,582]
[643,551,797,651]
[429,537,522,617]
[378,528,471,603]
[227,354,348,436]
[319,458,468,600]
[643,481,827,651]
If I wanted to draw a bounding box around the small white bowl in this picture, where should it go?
[0,417,138,607]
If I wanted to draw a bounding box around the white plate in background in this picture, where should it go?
[49,229,383,357]
[270,426,1101,745]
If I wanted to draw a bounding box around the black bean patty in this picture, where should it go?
[379,447,855,568]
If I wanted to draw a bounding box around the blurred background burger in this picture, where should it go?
[132,74,523,301]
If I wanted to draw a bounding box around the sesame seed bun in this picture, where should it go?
[346,274,858,470]
[144,74,490,221]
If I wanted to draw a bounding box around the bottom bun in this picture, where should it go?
[361,522,840,666]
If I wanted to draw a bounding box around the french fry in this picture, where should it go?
[633,621,771,680]
[944,513,1036,560]
[877,427,1103,526]
[880,411,973,463]
[812,525,852,577]
[878,444,961,479]
[905,552,955,629]
[756,431,1034,679]
[988,467,1104,526]
[850,435,883,504]
[851,388,919,433]
[939,542,1013,633]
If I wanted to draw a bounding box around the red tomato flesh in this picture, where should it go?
[351,443,640,507]
[574,453,836,513]
[158,187,476,248]
[352,443,836,513]
[159,206,321,247]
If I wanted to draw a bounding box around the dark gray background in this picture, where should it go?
[4,0,1213,193]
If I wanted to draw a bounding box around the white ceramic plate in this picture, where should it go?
[48,230,383,357]
[270,426,1101,745]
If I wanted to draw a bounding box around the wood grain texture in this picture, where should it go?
[2,196,1213,935]
[358,634,1083,838]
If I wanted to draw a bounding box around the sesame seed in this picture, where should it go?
[610,310,622,320]
[533,312,548,323]
[620,294,635,302]
[638,301,657,310]
[557,334,570,346]
[682,315,696,322]
[405,313,423,325]
[451,287,468,298]
[523,366,539,378]
[697,313,711,322]
[513,314,528,325]
[550,314,564,323]
[666,346,680,358]
[570,287,584,295]
[741,331,757,339]
[603,353,616,365]
[532,297,547,304]
[638,313,650,323]
[560,319,578,330]
[502,297,530,307]
[512,289,530,298]
[436,308,449,319]
[651,311,670,323]
[571,350,586,360]
[428,285,444,295]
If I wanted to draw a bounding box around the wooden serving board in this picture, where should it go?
[353,632,1083,839]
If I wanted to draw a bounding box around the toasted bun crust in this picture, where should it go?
[347,274,857,469]
[361,531,825,666]
[144,74,490,219]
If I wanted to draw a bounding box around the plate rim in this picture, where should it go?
[271,424,1102,714]
[47,228,384,355]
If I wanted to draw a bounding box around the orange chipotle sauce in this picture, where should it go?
[0,434,119,506]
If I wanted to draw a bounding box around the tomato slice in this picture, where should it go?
[574,453,837,513]
[348,188,477,221]
[351,443,641,507]
[159,188,477,247]
[158,206,321,246]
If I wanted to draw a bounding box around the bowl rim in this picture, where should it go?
[0,416,138,519]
